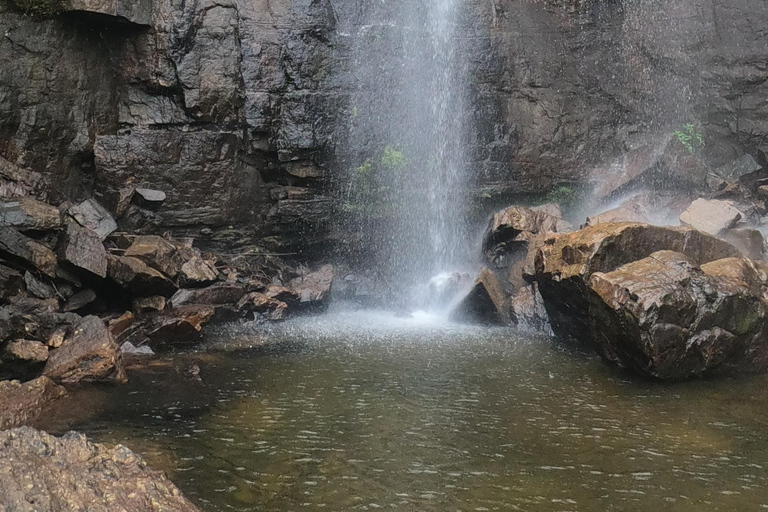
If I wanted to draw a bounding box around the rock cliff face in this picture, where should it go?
[0,0,766,258]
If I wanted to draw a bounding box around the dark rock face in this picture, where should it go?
[0,427,200,512]
[0,0,765,256]
[0,378,66,430]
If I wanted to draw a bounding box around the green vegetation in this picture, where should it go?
[542,184,580,211]
[10,0,67,17]
[673,123,705,154]
[345,145,409,219]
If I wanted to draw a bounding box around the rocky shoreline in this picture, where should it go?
[0,154,334,432]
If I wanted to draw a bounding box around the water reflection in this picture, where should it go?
[37,313,768,512]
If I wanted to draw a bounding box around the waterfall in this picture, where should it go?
[343,0,473,309]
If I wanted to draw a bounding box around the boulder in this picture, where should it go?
[43,315,126,384]
[132,295,166,313]
[107,255,178,297]
[0,379,66,430]
[58,222,108,278]
[483,204,561,266]
[530,223,741,345]
[67,199,118,241]
[585,192,691,227]
[0,198,61,231]
[4,339,49,364]
[265,284,301,304]
[107,311,135,343]
[176,245,219,288]
[585,251,768,379]
[170,282,246,307]
[0,227,57,277]
[590,135,708,202]
[510,284,551,334]
[124,235,184,278]
[237,292,288,321]
[700,257,768,299]
[449,268,512,326]
[132,188,167,210]
[288,264,334,308]
[126,306,216,347]
[0,427,200,511]
[679,199,742,236]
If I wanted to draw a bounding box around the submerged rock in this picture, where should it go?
[0,427,200,511]
[450,268,512,326]
[0,378,66,430]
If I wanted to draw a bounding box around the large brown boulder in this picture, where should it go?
[123,305,217,347]
[679,198,743,236]
[531,223,740,346]
[124,235,185,278]
[43,316,126,384]
[0,427,200,511]
[530,222,766,379]
[585,251,768,379]
[449,268,512,326]
[0,378,67,430]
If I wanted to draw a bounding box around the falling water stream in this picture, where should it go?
[344,0,474,306]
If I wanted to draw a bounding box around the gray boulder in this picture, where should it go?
[57,222,108,278]
[68,199,118,241]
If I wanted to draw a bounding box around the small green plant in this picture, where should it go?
[380,146,406,170]
[673,123,705,154]
[10,0,67,17]
[345,145,409,219]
